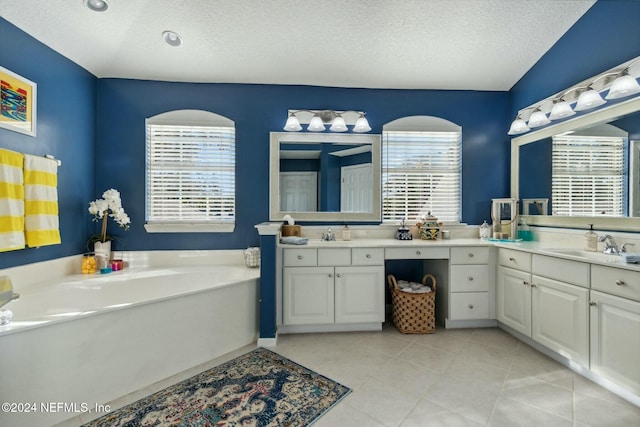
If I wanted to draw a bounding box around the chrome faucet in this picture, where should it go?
[598,234,619,254]
[322,227,335,241]
[620,242,636,253]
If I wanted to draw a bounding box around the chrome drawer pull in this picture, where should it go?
[416,250,421,255]
[336,273,342,278]
[509,257,515,261]
[615,279,625,286]
[328,273,332,278]
[297,255,303,260]
[468,276,474,281]
[523,281,529,286]
[468,253,474,257]
[530,283,537,288]
[589,301,597,306]
[366,254,371,258]
[468,304,474,309]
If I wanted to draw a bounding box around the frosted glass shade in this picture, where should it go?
[329,116,348,132]
[549,100,575,120]
[507,118,529,135]
[283,114,302,131]
[307,115,326,132]
[605,74,640,100]
[353,115,371,133]
[575,88,606,111]
[528,110,550,128]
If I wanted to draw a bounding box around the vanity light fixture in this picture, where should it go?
[507,55,640,135]
[507,114,530,136]
[307,114,327,132]
[283,112,302,131]
[574,85,606,111]
[527,108,551,128]
[84,0,109,12]
[283,109,371,133]
[162,31,182,47]
[549,97,576,120]
[606,69,640,100]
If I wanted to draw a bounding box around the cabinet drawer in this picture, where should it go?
[385,247,449,260]
[592,265,640,302]
[532,254,589,288]
[283,248,318,267]
[451,247,490,264]
[351,248,384,265]
[318,248,351,266]
[450,265,489,292]
[450,292,490,320]
[499,248,531,271]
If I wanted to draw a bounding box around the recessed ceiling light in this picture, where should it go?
[84,0,109,12]
[162,31,183,47]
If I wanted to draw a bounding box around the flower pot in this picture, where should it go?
[94,240,112,262]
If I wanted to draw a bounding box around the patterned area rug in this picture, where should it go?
[83,348,350,427]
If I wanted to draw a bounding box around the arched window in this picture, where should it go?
[382,116,461,223]
[144,110,235,232]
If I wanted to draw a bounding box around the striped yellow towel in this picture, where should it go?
[0,148,25,252]
[23,154,61,247]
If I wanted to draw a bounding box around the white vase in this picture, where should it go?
[94,240,112,266]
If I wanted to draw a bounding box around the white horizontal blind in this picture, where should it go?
[552,135,625,216]
[146,124,235,224]
[382,131,461,222]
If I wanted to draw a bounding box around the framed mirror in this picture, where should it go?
[511,96,640,231]
[270,132,381,222]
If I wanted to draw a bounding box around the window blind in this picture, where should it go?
[552,135,625,216]
[382,131,461,222]
[146,124,235,224]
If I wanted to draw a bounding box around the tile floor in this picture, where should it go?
[61,325,640,427]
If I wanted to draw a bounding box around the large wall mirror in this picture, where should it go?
[270,132,381,222]
[512,96,640,231]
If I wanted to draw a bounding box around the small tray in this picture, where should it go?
[488,238,523,243]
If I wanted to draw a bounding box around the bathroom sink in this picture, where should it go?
[543,248,622,263]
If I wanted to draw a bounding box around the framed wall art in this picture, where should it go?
[0,65,37,137]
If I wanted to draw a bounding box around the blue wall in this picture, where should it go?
[0,18,97,269]
[510,0,640,115]
[96,80,510,250]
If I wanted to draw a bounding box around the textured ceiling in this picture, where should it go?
[0,0,595,90]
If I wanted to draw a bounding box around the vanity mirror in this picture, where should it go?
[269,132,381,222]
[512,96,640,230]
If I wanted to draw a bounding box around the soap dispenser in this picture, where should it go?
[342,225,351,241]
[585,224,598,252]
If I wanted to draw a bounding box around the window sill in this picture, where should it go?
[144,223,235,233]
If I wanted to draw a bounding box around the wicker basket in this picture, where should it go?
[387,274,436,334]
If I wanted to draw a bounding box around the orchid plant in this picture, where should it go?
[88,189,131,243]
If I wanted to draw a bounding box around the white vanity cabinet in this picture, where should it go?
[531,255,590,367]
[590,265,640,395]
[449,246,493,321]
[497,249,590,367]
[497,248,532,336]
[282,247,384,327]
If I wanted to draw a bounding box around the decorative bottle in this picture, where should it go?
[479,220,491,240]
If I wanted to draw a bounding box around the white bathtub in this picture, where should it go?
[0,251,260,427]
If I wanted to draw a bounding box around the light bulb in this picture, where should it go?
[329,115,348,132]
[507,117,529,135]
[605,74,640,100]
[575,87,606,111]
[283,113,302,131]
[307,115,326,132]
[549,100,575,120]
[353,114,371,133]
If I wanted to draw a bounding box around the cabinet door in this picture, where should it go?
[590,290,640,395]
[497,266,531,336]
[283,267,334,325]
[334,266,385,323]
[531,275,589,367]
